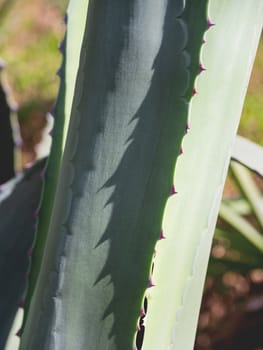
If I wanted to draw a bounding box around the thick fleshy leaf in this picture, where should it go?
[232,135,263,177]
[219,202,263,252]
[20,1,207,349]
[0,159,45,349]
[230,161,263,229]
[22,0,89,330]
[142,1,263,349]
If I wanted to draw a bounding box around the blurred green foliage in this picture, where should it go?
[0,0,68,105]
[239,38,263,146]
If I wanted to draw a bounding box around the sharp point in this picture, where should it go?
[207,18,215,29]
[171,185,177,195]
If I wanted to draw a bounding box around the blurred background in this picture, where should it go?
[0,1,262,349]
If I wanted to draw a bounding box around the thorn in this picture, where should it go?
[34,209,39,219]
[16,329,22,337]
[64,13,68,25]
[56,67,63,77]
[199,64,206,73]
[185,122,190,132]
[140,308,145,317]
[207,18,215,29]
[202,39,206,44]
[40,170,45,179]
[148,276,155,288]
[179,147,183,155]
[160,230,166,240]
[18,299,24,308]
[193,87,197,96]
[171,185,177,195]
[27,248,33,257]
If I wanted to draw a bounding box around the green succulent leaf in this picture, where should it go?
[22,0,89,332]
[232,135,263,177]
[219,202,263,252]
[230,161,263,229]
[20,1,207,349]
[142,1,263,349]
[0,159,45,349]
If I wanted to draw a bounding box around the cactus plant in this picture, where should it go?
[1,0,261,349]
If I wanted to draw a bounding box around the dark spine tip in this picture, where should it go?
[171,185,177,195]
[207,19,215,29]
[199,64,206,73]
[160,230,166,240]
[40,170,45,179]
[193,87,197,96]
[64,13,68,25]
[148,277,154,288]
[56,67,63,77]
[18,299,25,308]
[16,329,22,337]
[27,248,33,257]
[179,147,183,155]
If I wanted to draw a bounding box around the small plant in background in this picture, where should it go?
[196,139,263,349]
[0,1,262,349]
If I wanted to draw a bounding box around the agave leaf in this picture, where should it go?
[232,135,263,177]
[230,161,263,229]
[20,1,207,349]
[0,159,45,349]
[219,202,263,252]
[209,228,263,276]
[142,1,263,350]
[222,198,253,216]
[22,0,90,330]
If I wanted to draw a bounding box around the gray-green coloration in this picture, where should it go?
[20,1,207,349]
[230,161,263,229]
[142,1,263,349]
[219,202,263,252]
[182,0,208,100]
[22,33,67,331]
[23,0,89,331]
[0,159,45,349]
[232,136,263,177]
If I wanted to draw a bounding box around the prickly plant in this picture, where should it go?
[11,0,263,349]
[0,159,45,349]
